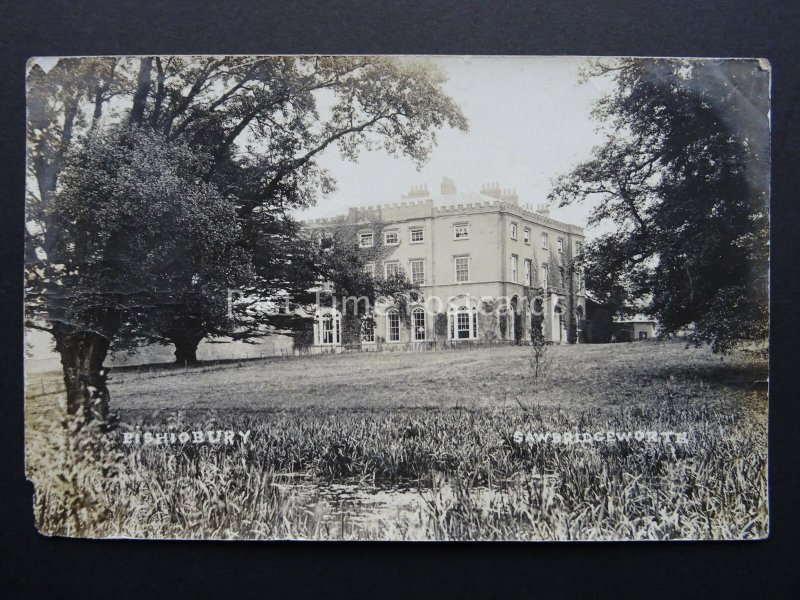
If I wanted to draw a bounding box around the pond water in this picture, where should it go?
[271,476,432,538]
[269,474,538,540]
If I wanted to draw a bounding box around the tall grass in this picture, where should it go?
[27,379,767,540]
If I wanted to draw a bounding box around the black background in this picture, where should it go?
[1,1,798,597]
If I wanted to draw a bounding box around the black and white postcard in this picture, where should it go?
[24,55,770,540]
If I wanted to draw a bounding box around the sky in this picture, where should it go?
[298,56,616,238]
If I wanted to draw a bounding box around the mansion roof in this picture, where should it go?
[301,179,584,236]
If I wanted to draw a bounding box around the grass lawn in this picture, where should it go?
[101,339,766,413]
[26,340,769,541]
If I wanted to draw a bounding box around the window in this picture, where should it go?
[523,228,530,245]
[361,317,375,342]
[387,310,400,342]
[410,228,424,244]
[559,266,565,288]
[384,261,400,278]
[457,311,470,338]
[448,304,478,340]
[412,308,426,341]
[384,230,399,246]
[541,232,549,250]
[410,259,425,285]
[454,256,469,283]
[364,262,375,277]
[576,269,583,291]
[575,241,583,255]
[541,263,549,288]
[510,255,518,283]
[524,260,531,285]
[558,238,564,254]
[510,222,518,240]
[454,223,470,240]
[317,310,341,346]
[359,232,373,248]
[321,314,336,344]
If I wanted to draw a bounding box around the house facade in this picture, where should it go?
[302,177,586,349]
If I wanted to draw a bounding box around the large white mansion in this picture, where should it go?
[302,177,586,349]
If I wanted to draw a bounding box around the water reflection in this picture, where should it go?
[270,474,518,540]
[271,477,429,538]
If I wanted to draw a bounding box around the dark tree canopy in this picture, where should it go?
[550,59,769,353]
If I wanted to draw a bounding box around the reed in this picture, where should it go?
[26,341,768,540]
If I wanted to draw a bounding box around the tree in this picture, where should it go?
[26,127,251,418]
[26,56,467,418]
[26,58,134,419]
[549,59,769,353]
[125,56,467,361]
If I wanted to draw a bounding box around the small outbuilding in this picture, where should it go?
[611,316,658,342]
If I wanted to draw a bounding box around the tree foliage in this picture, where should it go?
[62,128,252,346]
[550,59,769,353]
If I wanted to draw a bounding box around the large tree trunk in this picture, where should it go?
[130,57,152,127]
[173,332,205,366]
[53,326,113,421]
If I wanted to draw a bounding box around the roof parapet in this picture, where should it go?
[302,183,582,234]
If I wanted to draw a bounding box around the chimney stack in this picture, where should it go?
[440,176,457,195]
[481,181,502,199]
[535,203,550,217]
[501,187,519,205]
[404,183,430,199]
